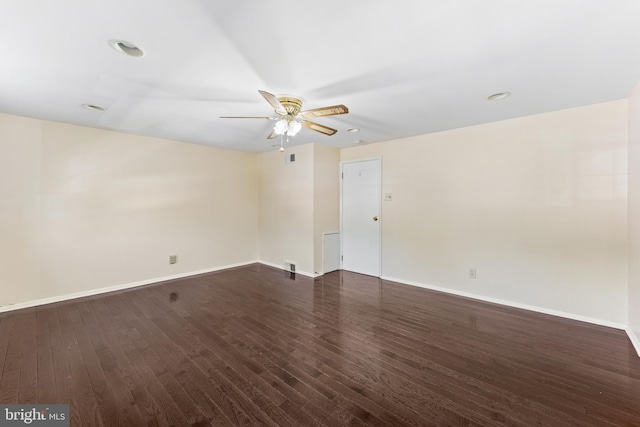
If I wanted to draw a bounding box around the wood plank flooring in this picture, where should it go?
[1,263,639,426]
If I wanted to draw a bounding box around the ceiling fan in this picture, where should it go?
[221,90,348,150]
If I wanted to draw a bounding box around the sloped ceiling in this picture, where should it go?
[1,1,639,152]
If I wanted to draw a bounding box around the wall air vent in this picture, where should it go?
[285,153,296,164]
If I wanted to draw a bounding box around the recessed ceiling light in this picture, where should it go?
[82,103,106,111]
[347,128,360,133]
[354,139,364,144]
[486,91,511,101]
[108,39,144,57]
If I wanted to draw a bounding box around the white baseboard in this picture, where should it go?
[257,260,320,278]
[381,275,627,331]
[3,262,631,352]
[627,327,640,357]
[0,260,258,314]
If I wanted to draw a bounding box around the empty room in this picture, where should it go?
[1,1,640,426]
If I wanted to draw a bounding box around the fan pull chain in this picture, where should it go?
[279,134,284,152]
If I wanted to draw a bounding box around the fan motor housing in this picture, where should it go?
[277,96,303,116]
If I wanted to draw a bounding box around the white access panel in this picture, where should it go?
[322,232,340,274]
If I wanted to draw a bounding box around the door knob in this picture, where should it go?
[373,216,378,221]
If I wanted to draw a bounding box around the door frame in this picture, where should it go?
[340,157,382,277]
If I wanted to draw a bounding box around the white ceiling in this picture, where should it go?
[1,1,640,152]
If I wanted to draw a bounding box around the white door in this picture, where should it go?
[341,158,381,276]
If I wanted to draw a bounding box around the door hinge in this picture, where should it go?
[341,172,344,179]
[341,255,343,261]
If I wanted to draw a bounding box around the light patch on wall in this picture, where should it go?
[541,130,573,207]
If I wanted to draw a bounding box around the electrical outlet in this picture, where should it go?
[169,255,178,264]
[384,193,393,201]
[468,268,476,279]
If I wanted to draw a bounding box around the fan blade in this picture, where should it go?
[258,90,286,114]
[302,120,338,136]
[300,104,349,119]
[219,116,277,120]
[267,130,278,139]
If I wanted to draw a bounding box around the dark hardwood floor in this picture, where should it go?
[1,264,639,426]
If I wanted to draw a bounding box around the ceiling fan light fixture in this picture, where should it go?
[274,119,288,135]
[288,121,302,136]
[274,119,302,136]
[223,90,347,145]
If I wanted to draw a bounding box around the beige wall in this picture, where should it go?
[258,144,315,275]
[313,144,340,274]
[1,99,635,331]
[342,100,628,324]
[629,81,640,341]
[257,143,340,276]
[0,113,259,307]
[0,114,43,304]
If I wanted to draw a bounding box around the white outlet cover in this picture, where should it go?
[384,193,393,201]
